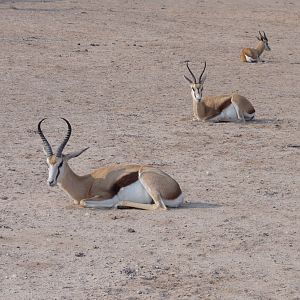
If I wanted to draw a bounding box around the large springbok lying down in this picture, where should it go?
[184,61,255,122]
[38,118,184,210]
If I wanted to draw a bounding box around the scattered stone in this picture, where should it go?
[127,228,135,233]
[121,266,137,278]
[0,225,13,231]
[75,252,85,257]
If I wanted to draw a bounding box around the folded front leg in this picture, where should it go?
[80,195,119,208]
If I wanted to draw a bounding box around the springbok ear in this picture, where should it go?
[183,75,193,84]
[64,147,89,160]
[256,35,261,41]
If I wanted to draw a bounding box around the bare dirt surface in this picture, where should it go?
[0,0,299,299]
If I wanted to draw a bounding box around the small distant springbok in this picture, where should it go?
[184,61,255,122]
[240,31,271,63]
[38,118,184,210]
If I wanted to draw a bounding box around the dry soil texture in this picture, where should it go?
[0,0,299,299]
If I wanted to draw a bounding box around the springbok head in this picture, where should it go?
[256,31,271,51]
[184,61,207,102]
[38,118,88,187]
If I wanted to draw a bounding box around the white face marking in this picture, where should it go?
[46,156,64,187]
[191,84,203,102]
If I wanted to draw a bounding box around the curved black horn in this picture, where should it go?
[38,118,53,157]
[186,61,197,83]
[199,61,207,82]
[56,118,72,157]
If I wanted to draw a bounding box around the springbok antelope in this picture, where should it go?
[38,118,184,210]
[240,31,271,63]
[184,61,255,122]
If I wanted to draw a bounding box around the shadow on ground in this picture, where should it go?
[180,202,221,209]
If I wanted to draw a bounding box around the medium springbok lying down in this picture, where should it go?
[38,118,184,210]
[240,31,271,63]
[184,61,255,122]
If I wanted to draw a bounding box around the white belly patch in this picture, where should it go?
[117,180,152,204]
[210,103,238,122]
[116,180,184,207]
[245,54,257,63]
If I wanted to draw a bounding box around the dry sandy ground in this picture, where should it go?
[0,0,299,299]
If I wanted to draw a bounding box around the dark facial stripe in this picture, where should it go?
[55,160,64,182]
